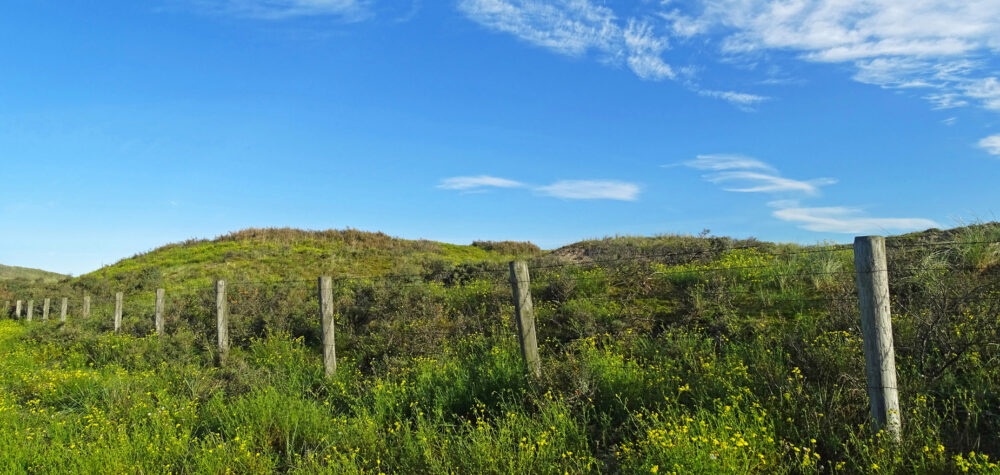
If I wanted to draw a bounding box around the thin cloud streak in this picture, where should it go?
[438,175,640,201]
[437,175,526,190]
[684,153,936,234]
[684,154,775,172]
[536,180,640,201]
[683,154,834,196]
[188,0,369,20]
[707,171,836,195]
[773,207,939,234]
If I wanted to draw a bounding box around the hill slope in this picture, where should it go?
[0,263,66,283]
[77,228,542,291]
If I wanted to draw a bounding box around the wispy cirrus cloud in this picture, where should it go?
[438,175,639,201]
[693,88,769,109]
[773,207,939,234]
[683,153,774,172]
[437,175,526,190]
[674,0,1000,112]
[187,0,370,20]
[455,0,620,57]
[457,0,765,108]
[682,153,936,234]
[459,0,1000,113]
[979,134,1000,156]
[706,171,835,195]
[536,180,640,201]
[683,154,834,195]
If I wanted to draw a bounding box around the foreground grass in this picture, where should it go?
[0,317,996,474]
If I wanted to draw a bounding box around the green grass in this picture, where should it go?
[0,264,66,283]
[0,224,999,473]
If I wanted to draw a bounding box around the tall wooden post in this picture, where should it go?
[114,292,123,333]
[319,276,337,377]
[27,300,33,321]
[60,298,68,323]
[854,236,901,441]
[15,300,22,319]
[155,288,165,336]
[43,298,50,321]
[509,261,541,378]
[82,295,91,319]
[216,280,229,361]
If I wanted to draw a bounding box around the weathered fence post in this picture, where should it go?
[319,276,337,377]
[854,235,902,441]
[43,298,50,321]
[114,292,123,333]
[509,261,541,378]
[155,288,165,336]
[27,300,33,321]
[83,295,91,319]
[16,300,22,319]
[216,280,229,361]
[60,298,68,323]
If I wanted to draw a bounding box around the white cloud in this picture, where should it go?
[684,154,775,171]
[457,0,766,107]
[624,19,675,80]
[693,88,769,108]
[439,175,640,200]
[536,180,640,201]
[773,207,940,234]
[963,77,1000,111]
[437,175,526,190]
[683,153,937,234]
[925,93,969,110]
[677,0,1000,112]
[707,171,835,195]
[979,134,1000,156]
[684,154,833,195]
[456,0,621,57]
[195,0,368,20]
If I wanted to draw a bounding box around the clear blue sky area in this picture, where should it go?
[2,0,999,275]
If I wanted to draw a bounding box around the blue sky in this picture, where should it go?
[2,0,999,275]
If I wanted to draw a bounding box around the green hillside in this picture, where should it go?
[0,263,66,283]
[77,227,541,291]
[0,224,998,473]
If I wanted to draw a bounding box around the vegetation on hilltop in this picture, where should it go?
[0,264,66,284]
[0,224,998,473]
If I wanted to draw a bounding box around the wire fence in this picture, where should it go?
[0,238,998,369]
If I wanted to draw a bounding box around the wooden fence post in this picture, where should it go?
[319,276,337,377]
[155,288,165,336]
[509,261,541,378]
[27,300,33,321]
[216,280,229,361]
[16,300,22,319]
[60,298,68,323]
[114,292,123,333]
[83,295,91,319]
[854,235,902,441]
[43,298,50,321]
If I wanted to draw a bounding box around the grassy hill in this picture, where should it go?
[0,263,65,283]
[76,227,541,291]
[0,224,998,473]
